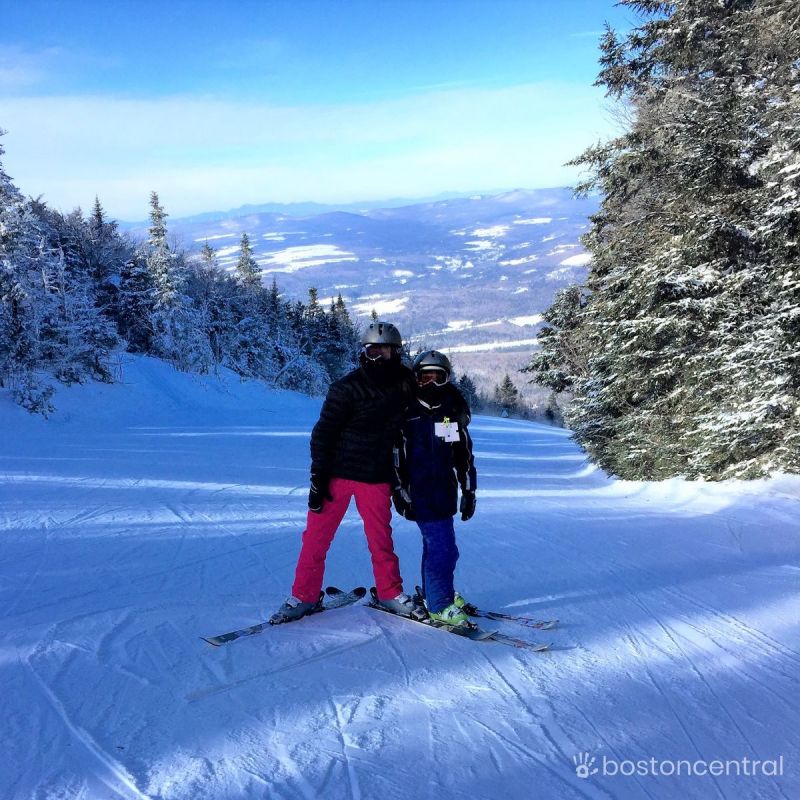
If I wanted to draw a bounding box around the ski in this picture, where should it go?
[201,586,366,647]
[465,608,558,630]
[368,589,550,652]
[416,587,558,630]
[367,599,496,642]
[481,630,550,652]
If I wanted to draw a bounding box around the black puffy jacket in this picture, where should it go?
[310,359,416,484]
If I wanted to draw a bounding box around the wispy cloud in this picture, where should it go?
[1,82,612,219]
[0,44,118,92]
[0,45,65,90]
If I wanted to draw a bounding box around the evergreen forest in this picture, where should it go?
[527,0,799,479]
[0,145,361,415]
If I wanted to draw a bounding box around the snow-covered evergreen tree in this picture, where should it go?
[225,243,279,381]
[146,191,180,306]
[456,373,480,411]
[85,197,131,316]
[0,132,367,412]
[494,374,520,414]
[145,192,212,372]
[118,252,155,352]
[528,0,799,479]
[188,241,235,367]
[235,233,261,289]
[2,132,118,409]
[524,285,587,395]
[325,292,360,378]
[27,203,120,384]
[301,287,330,369]
[0,130,39,394]
[36,247,118,384]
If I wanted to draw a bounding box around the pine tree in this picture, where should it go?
[77,197,132,323]
[40,247,118,384]
[494,374,519,414]
[235,232,261,289]
[530,0,800,479]
[90,196,105,233]
[187,242,234,367]
[524,285,587,394]
[0,130,36,388]
[456,373,480,410]
[118,252,155,352]
[146,191,179,307]
[266,276,281,316]
[544,393,564,427]
[0,168,119,406]
[144,192,211,372]
[199,240,215,267]
[0,134,61,410]
[303,288,325,346]
[334,293,349,323]
[317,293,359,380]
[333,292,360,371]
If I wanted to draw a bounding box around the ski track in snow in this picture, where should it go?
[1,356,798,800]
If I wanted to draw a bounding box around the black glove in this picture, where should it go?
[460,490,476,521]
[308,474,333,513]
[392,489,415,521]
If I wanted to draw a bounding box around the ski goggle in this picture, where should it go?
[363,343,395,361]
[416,368,448,386]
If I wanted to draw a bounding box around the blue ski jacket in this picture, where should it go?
[393,384,477,522]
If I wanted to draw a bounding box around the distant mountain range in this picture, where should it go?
[130,187,598,399]
[118,190,513,228]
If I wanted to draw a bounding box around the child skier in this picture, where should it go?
[392,350,477,627]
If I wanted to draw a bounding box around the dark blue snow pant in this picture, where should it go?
[418,517,459,614]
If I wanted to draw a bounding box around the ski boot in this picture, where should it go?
[428,602,472,628]
[371,589,427,620]
[453,591,478,616]
[269,593,323,625]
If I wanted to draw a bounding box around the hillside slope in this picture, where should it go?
[1,356,798,799]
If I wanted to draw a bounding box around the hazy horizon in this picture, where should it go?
[1,1,633,219]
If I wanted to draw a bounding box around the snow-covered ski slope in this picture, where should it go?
[2,355,798,800]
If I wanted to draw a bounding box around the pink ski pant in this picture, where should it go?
[292,477,404,603]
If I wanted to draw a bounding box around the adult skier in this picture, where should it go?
[392,350,477,627]
[271,321,418,624]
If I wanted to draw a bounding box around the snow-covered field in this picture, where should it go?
[260,244,358,273]
[2,356,799,800]
[445,338,541,353]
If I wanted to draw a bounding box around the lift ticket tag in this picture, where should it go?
[435,417,460,442]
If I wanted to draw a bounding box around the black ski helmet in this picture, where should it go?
[412,350,452,377]
[362,321,403,348]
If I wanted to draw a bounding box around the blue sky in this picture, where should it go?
[0,0,635,219]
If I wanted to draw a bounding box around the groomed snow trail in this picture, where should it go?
[1,356,798,800]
